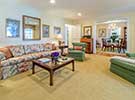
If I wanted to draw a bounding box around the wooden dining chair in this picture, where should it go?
[101,38,111,51]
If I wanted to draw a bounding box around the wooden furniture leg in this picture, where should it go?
[50,70,54,86]
[32,63,35,74]
[72,61,75,71]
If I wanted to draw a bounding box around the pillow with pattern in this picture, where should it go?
[10,46,25,57]
[0,52,6,61]
[44,43,53,51]
[74,46,83,50]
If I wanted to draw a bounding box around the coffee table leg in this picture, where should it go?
[32,63,35,74]
[50,70,54,86]
[72,61,75,71]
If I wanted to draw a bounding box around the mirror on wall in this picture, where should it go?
[22,15,41,40]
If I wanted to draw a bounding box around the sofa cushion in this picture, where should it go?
[111,59,135,72]
[21,54,34,61]
[10,45,25,57]
[24,44,41,54]
[0,47,12,59]
[1,65,18,79]
[44,43,53,51]
[0,52,6,61]
[69,50,83,54]
[39,44,45,51]
[31,53,43,59]
[1,57,25,67]
[17,62,32,72]
[126,53,135,57]
[0,68,2,79]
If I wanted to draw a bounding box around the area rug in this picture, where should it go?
[96,51,126,57]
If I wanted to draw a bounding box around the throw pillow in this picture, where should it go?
[0,47,12,59]
[10,45,25,57]
[45,43,52,51]
[0,52,6,61]
[74,46,82,50]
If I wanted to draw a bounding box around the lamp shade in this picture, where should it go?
[55,34,63,40]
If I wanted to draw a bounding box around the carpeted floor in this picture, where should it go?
[0,55,135,100]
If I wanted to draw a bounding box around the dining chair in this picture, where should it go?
[101,38,111,51]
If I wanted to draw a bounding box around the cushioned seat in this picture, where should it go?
[111,59,135,72]
[68,42,86,61]
[1,57,25,67]
[110,54,135,84]
[0,43,61,80]
[69,50,83,54]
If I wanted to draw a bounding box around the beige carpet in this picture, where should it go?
[0,55,135,100]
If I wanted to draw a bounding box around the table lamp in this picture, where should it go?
[55,34,63,46]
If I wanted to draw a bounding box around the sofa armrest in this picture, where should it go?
[126,53,135,57]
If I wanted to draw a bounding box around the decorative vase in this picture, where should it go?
[51,52,60,65]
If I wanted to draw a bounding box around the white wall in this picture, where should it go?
[0,0,73,47]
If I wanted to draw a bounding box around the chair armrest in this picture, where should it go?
[126,53,135,57]
[68,48,74,51]
[82,48,86,52]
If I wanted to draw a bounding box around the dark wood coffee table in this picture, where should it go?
[32,58,75,86]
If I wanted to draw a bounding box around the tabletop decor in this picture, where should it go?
[51,52,60,65]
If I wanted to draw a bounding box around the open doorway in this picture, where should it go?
[64,24,81,47]
[95,19,128,54]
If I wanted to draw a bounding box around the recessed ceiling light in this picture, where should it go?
[77,13,82,16]
[50,0,56,4]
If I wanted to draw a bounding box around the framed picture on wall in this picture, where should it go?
[54,26,61,34]
[98,28,106,37]
[42,24,50,38]
[6,18,20,38]
[83,26,92,36]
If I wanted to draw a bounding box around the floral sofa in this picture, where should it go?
[0,43,60,79]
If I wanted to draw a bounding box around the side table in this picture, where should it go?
[59,45,69,56]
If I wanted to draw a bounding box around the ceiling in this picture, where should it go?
[20,0,135,20]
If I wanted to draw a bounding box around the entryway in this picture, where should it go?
[95,19,128,55]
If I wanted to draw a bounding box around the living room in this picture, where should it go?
[0,0,135,100]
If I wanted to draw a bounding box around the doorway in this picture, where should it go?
[64,24,81,47]
[95,19,128,54]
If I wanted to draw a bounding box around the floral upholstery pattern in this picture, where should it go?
[2,65,18,79]
[31,53,43,59]
[39,44,45,51]
[10,45,25,57]
[1,57,25,67]
[0,68,2,79]
[24,44,41,54]
[0,43,61,80]
[41,51,51,57]
[44,43,53,51]
[21,54,34,61]
[17,61,32,72]
[0,52,6,61]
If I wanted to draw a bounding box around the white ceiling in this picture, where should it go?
[20,0,135,20]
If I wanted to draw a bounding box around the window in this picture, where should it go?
[24,28,33,39]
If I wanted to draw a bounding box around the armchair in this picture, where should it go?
[126,53,135,58]
[68,42,86,61]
